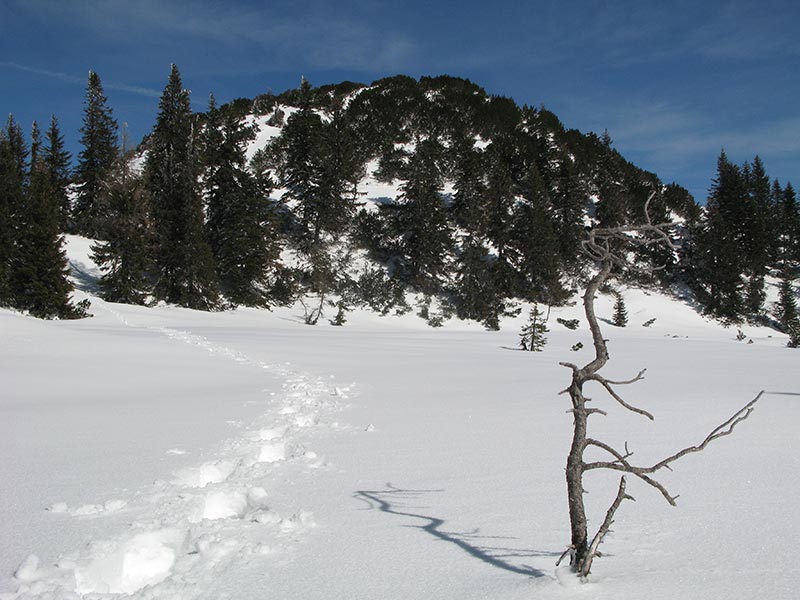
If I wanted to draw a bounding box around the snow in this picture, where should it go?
[197,490,249,521]
[73,528,185,595]
[358,158,404,210]
[257,441,286,463]
[1,238,799,599]
[11,557,38,583]
[243,106,299,163]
